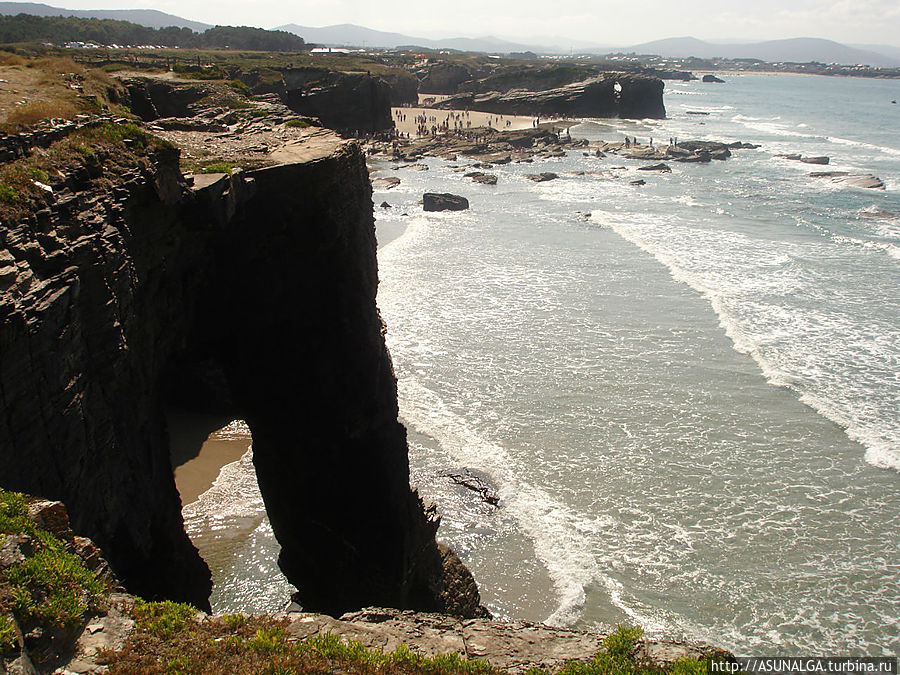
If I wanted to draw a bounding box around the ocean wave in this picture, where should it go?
[396,376,642,628]
[598,211,899,473]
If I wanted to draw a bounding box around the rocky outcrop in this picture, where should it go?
[282,69,393,132]
[457,65,597,95]
[380,71,419,106]
[435,75,666,120]
[0,129,476,617]
[702,74,725,83]
[423,193,469,211]
[284,607,731,673]
[416,62,489,95]
[465,172,498,185]
[123,78,209,121]
[525,172,559,182]
[809,171,885,189]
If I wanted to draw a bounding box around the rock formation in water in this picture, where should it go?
[422,193,469,211]
[0,125,478,616]
[434,75,666,119]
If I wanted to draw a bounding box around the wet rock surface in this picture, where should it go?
[423,192,470,211]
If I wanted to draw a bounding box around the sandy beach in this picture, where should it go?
[390,106,538,136]
[169,411,252,505]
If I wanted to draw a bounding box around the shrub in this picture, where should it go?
[284,119,310,128]
[0,183,18,204]
[198,161,235,175]
[0,490,31,534]
[4,547,107,629]
[131,599,197,639]
[228,78,251,94]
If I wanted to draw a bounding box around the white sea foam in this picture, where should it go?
[596,208,899,472]
[396,376,626,627]
[183,447,262,525]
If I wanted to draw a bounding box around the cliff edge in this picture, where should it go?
[0,121,475,616]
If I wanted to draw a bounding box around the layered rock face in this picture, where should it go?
[416,62,488,95]
[436,74,666,120]
[0,132,474,616]
[0,147,215,609]
[282,69,393,132]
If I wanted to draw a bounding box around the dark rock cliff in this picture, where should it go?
[436,74,666,120]
[0,133,477,616]
[282,69,394,132]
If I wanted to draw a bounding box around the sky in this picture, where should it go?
[31,0,900,47]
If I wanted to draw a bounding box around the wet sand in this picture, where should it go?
[168,410,252,505]
[390,106,539,137]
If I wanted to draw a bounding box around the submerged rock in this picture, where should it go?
[638,163,672,172]
[525,172,559,182]
[809,172,885,189]
[372,176,401,190]
[466,172,498,185]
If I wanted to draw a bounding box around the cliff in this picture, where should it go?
[435,74,666,120]
[0,123,475,616]
[282,69,394,132]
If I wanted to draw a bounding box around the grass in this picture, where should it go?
[0,614,16,654]
[284,119,310,128]
[196,161,236,175]
[103,610,499,675]
[528,626,712,675]
[102,613,720,675]
[0,54,124,130]
[0,120,171,221]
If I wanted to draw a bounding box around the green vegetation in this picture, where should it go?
[103,613,720,675]
[0,184,17,204]
[104,610,499,674]
[527,626,711,675]
[0,614,16,653]
[131,600,198,640]
[0,120,170,221]
[5,547,108,629]
[0,490,33,537]
[284,119,310,128]
[0,488,110,648]
[197,161,236,175]
[0,14,307,51]
[228,78,251,94]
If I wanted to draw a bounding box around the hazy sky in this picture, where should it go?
[43,0,900,46]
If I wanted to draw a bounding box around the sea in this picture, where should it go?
[181,73,900,657]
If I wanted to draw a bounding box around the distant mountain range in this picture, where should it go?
[0,1,211,31]
[0,2,898,68]
[275,25,900,67]
[275,23,543,55]
[625,36,900,68]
